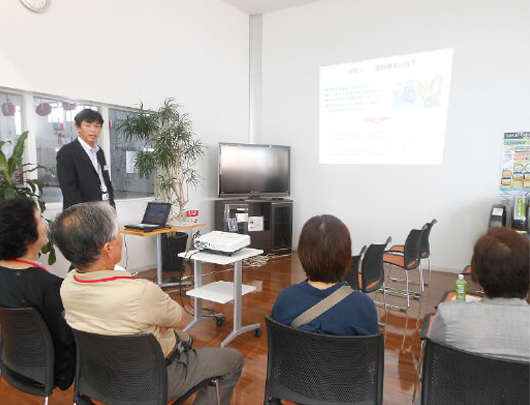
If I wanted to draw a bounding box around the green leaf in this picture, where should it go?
[11,132,28,166]
[4,188,15,199]
[0,131,53,260]
[41,242,51,254]
[0,149,7,173]
[41,241,56,265]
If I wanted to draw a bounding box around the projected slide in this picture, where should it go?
[319,49,453,165]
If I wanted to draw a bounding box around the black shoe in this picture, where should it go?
[77,394,96,405]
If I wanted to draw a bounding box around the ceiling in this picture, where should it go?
[222,0,321,15]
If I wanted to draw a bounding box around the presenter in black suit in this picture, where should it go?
[56,109,115,210]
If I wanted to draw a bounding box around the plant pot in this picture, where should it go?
[161,232,188,272]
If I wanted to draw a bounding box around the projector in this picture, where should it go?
[194,231,250,254]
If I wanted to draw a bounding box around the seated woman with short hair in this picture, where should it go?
[0,198,75,390]
[271,214,379,335]
[428,226,529,361]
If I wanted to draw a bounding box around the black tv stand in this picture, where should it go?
[214,198,293,253]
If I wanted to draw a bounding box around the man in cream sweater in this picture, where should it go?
[53,202,244,405]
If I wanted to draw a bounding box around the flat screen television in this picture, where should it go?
[218,143,291,198]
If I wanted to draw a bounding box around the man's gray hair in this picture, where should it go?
[51,202,119,270]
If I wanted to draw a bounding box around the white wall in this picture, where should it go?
[261,0,530,271]
[0,0,250,275]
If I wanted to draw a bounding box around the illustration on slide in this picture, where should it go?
[393,74,444,109]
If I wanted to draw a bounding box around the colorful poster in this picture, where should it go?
[499,132,530,206]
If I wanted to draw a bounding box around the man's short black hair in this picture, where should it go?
[74,109,103,126]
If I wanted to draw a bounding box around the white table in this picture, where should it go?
[179,248,263,347]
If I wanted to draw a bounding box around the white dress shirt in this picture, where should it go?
[77,137,108,195]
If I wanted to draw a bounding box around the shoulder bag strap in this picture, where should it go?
[290,285,353,328]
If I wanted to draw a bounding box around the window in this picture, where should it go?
[33,97,98,203]
[0,87,154,204]
[0,91,23,157]
[109,108,154,199]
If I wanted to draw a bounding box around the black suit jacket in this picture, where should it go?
[56,139,115,210]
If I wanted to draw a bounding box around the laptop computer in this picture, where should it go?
[125,202,172,232]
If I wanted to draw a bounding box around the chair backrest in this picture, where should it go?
[264,316,384,405]
[421,338,529,405]
[0,307,55,396]
[360,237,392,293]
[72,329,168,405]
[403,227,425,269]
[344,253,363,290]
[419,218,437,259]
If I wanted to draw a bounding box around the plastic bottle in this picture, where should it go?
[455,274,467,301]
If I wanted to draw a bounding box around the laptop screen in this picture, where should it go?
[141,202,172,225]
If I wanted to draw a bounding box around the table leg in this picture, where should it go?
[184,260,203,332]
[220,260,260,347]
[156,233,163,285]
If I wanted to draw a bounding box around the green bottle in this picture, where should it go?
[455,274,467,301]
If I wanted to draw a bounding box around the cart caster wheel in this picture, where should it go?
[216,316,225,326]
[254,328,262,338]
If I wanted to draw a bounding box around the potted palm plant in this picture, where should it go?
[117,99,206,273]
[117,98,205,222]
[0,132,56,264]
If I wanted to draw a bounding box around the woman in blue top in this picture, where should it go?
[271,214,379,335]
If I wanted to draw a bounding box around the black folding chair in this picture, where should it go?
[345,237,392,325]
[383,226,426,310]
[0,307,55,405]
[264,316,384,405]
[72,329,220,405]
[420,337,529,404]
[418,219,437,286]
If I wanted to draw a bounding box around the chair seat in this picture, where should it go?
[358,274,381,291]
[383,252,418,269]
[387,245,405,253]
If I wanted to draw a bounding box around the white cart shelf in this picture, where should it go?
[179,248,263,347]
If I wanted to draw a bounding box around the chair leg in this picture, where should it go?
[418,263,424,293]
[384,264,429,311]
[214,378,221,405]
[383,284,388,326]
[401,311,410,350]
[420,257,433,287]
[44,396,49,405]
[373,285,388,327]
[406,271,410,309]
[389,269,424,292]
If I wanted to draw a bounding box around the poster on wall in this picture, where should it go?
[499,132,530,206]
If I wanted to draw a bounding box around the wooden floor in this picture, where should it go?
[0,253,479,405]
